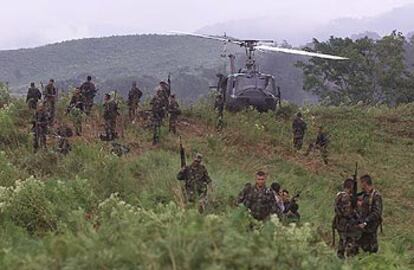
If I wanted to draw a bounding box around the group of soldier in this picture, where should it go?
[334,176,383,258]
[149,81,181,145]
[292,112,329,164]
[26,75,182,152]
[26,76,383,259]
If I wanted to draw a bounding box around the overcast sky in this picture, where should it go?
[1,0,413,50]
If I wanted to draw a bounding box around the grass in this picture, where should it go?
[0,97,413,269]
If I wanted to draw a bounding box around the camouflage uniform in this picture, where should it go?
[177,160,212,212]
[357,189,383,253]
[128,85,143,120]
[158,83,170,119]
[150,92,164,145]
[32,108,49,152]
[56,126,73,155]
[292,116,307,150]
[44,82,57,125]
[306,130,329,164]
[67,91,84,135]
[214,94,224,131]
[168,98,181,134]
[26,86,42,110]
[334,191,361,258]
[80,81,96,115]
[103,99,119,141]
[238,184,281,221]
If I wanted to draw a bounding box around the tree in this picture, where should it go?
[297,31,413,106]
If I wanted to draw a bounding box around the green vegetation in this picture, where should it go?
[0,97,413,269]
[298,31,414,105]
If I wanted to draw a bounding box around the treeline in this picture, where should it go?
[297,31,414,105]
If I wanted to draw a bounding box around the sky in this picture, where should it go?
[1,0,413,50]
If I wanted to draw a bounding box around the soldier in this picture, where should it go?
[150,89,164,145]
[67,88,84,136]
[158,81,170,119]
[32,103,48,152]
[177,153,212,213]
[305,126,329,164]
[292,112,307,150]
[56,124,73,155]
[127,81,143,121]
[26,82,42,110]
[357,175,383,254]
[102,93,119,141]
[168,94,181,134]
[333,178,361,259]
[80,76,97,115]
[214,93,224,131]
[270,182,285,213]
[238,171,281,221]
[44,79,57,125]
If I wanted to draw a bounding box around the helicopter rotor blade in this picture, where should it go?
[256,45,348,60]
[169,31,244,46]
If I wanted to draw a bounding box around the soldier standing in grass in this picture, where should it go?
[238,171,281,221]
[150,89,164,145]
[292,112,307,150]
[128,81,143,121]
[80,76,97,115]
[333,178,361,259]
[102,93,119,141]
[357,175,383,254]
[168,94,181,134]
[44,79,57,125]
[56,124,73,155]
[67,88,84,136]
[26,82,42,110]
[305,126,329,164]
[177,153,212,213]
[32,103,49,152]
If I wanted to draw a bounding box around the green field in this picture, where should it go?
[0,94,413,269]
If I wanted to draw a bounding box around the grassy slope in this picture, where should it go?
[0,98,413,269]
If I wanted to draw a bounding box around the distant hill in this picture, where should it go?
[0,34,313,104]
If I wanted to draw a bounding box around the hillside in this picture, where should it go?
[0,93,413,269]
[0,35,312,104]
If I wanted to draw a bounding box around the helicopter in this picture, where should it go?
[172,31,348,112]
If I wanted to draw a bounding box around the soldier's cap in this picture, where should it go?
[159,81,168,85]
[297,112,302,117]
[30,82,35,87]
[49,79,54,83]
[105,93,111,98]
[194,153,203,161]
[87,75,92,81]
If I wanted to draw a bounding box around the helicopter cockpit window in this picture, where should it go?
[234,76,268,94]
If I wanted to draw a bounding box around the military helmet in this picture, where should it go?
[30,82,35,87]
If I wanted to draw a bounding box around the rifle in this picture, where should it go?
[179,136,186,168]
[351,162,358,208]
[167,73,171,97]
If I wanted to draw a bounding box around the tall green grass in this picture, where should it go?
[0,99,413,269]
